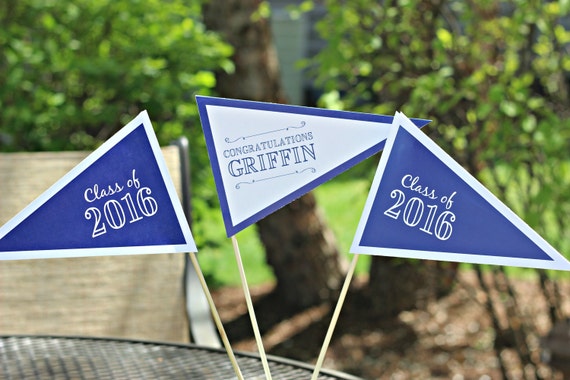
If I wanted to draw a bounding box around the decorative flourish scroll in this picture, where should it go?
[235,167,316,189]
[225,121,306,144]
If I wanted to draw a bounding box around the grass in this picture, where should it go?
[313,174,372,276]
[194,225,272,288]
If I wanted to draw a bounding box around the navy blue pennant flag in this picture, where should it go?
[351,112,570,270]
[0,111,197,260]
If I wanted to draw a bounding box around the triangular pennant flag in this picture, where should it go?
[196,96,430,236]
[351,112,570,270]
[0,111,197,260]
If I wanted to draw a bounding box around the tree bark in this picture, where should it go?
[367,257,459,317]
[256,192,346,307]
[203,0,346,308]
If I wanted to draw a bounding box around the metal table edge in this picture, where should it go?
[0,334,364,380]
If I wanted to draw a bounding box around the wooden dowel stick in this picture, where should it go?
[188,252,244,380]
[311,254,360,380]
[231,235,273,380]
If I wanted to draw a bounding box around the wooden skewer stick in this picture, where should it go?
[231,235,273,380]
[188,251,245,380]
[311,254,360,380]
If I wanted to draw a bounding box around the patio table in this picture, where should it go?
[0,335,362,379]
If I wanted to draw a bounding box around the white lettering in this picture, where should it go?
[401,174,438,200]
[84,182,124,203]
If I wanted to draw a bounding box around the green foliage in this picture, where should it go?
[0,0,234,252]
[311,0,570,257]
[0,0,232,151]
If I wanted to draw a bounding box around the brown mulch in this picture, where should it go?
[212,270,570,380]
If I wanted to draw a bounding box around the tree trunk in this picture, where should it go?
[256,192,346,307]
[367,257,459,317]
[203,0,346,308]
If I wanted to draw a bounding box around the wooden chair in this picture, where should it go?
[0,138,220,347]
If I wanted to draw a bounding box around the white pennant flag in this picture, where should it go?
[196,96,429,236]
